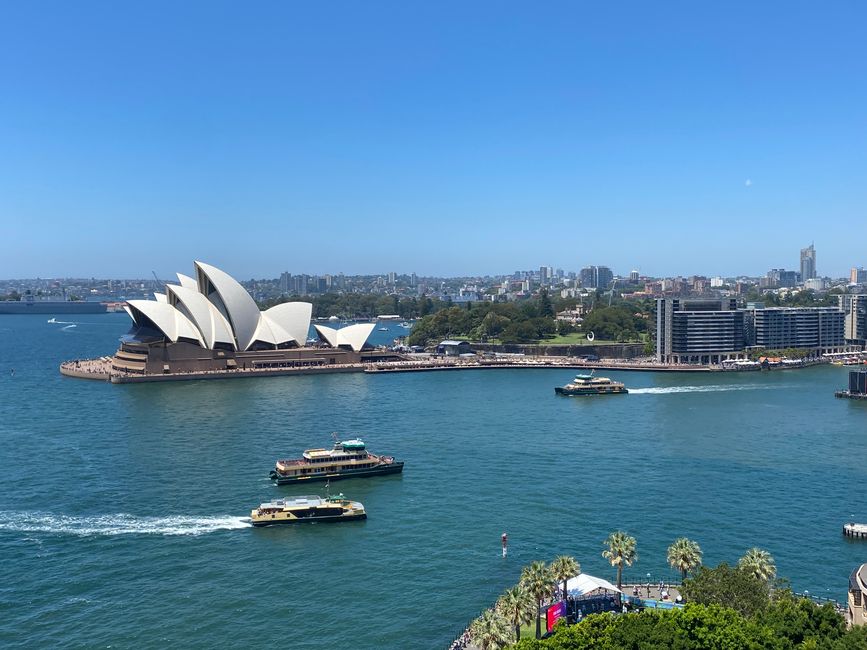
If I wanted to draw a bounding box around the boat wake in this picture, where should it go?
[629,384,786,395]
[61,324,77,331]
[0,511,252,537]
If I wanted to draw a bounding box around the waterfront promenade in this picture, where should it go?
[61,354,720,383]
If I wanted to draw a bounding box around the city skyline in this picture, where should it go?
[2,2,866,278]
[0,249,864,284]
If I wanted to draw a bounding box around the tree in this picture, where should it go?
[758,589,845,647]
[469,607,511,650]
[550,556,580,600]
[539,289,554,318]
[667,538,703,582]
[601,531,637,591]
[511,604,779,649]
[520,560,554,639]
[497,584,536,642]
[681,563,770,618]
[419,294,432,317]
[738,548,776,582]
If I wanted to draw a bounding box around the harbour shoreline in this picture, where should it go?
[60,355,836,382]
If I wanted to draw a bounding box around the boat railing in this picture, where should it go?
[276,459,307,467]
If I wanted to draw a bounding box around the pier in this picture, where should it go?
[843,523,867,539]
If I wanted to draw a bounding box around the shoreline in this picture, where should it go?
[60,355,834,383]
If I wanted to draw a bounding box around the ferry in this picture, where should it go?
[269,438,404,485]
[555,373,628,396]
[250,493,366,527]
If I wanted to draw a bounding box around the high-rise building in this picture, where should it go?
[655,298,744,364]
[800,244,816,281]
[539,266,548,285]
[629,270,640,283]
[850,267,867,285]
[410,272,417,288]
[766,269,801,288]
[580,266,614,289]
[745,306,844,351]
[839,295,867,344]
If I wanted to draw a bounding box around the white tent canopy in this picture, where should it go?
[565,573,622,596]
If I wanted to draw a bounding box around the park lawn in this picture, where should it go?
[518,621,538,640]
[538,333,619,345]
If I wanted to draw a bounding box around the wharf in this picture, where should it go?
[843,523,867,539]
[835,391,867,400]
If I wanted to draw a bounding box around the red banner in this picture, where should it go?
[546,600,567,632]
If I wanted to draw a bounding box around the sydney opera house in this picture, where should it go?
[110,261,383,378]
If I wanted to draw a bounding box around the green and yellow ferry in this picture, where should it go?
[269,438,404,485]
[554,373,628,396]
[250,493,366,527]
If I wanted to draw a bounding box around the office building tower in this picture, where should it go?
[800,244,816,281]
[580,266,614,289]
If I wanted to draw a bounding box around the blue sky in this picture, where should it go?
[1,1,865,279]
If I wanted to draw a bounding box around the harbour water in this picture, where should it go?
[1,313,866,648]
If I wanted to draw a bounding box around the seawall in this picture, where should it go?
[472,342,646,358]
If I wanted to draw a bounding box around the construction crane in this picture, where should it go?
[152,271,164,292]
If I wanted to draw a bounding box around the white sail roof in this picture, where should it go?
[314,324,340,348]
[313,322,375,352]
[126,300,205,346]
[250,313,296,347]
[120,261,359,354]
[263,302,313,347]
[195,261,261,351]
[176,273,198,290]
[165,284,236,350]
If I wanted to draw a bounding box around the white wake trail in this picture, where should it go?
[629,384,786,395]
[0,511,251,537]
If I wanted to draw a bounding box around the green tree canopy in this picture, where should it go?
[681,563,770,618]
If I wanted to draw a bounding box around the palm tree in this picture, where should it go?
[496,584,535,642]
[520,560,554,639]
[469,607,511,650]
[738,547,777,581]
[550,555,581,599]
[667,537,703,582]
[602,531,637,590]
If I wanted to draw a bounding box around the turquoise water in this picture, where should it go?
[1,313,866,648]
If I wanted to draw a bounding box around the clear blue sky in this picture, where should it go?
[1,1,865,279]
